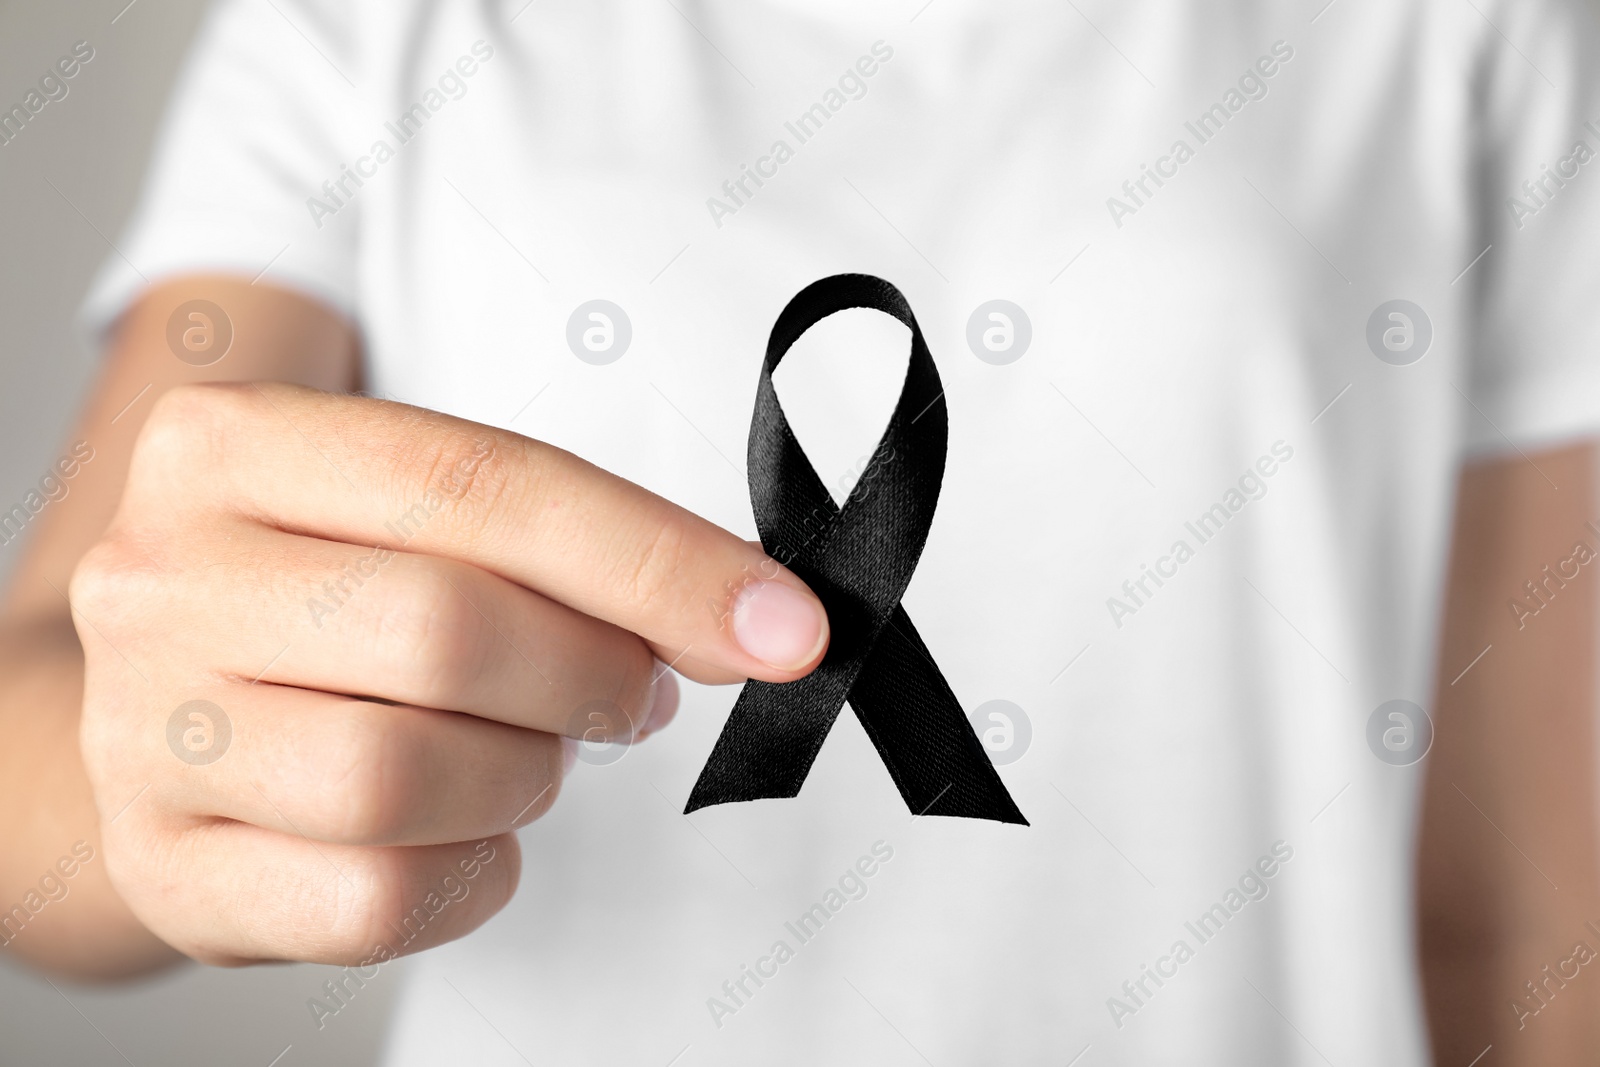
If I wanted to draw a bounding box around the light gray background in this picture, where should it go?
[0,2,399,1063]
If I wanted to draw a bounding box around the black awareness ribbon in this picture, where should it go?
[685,274,1028,825]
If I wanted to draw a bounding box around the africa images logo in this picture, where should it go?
[166,700,231,765]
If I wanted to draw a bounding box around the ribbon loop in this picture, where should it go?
[685,275,1027,825]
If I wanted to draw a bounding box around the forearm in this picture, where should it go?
[0,614,181,979]
[1418,441,1600,1062]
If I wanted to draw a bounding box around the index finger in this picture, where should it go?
[128,382,829,684]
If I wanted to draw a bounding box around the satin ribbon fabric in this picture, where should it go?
[686,274,1027,825]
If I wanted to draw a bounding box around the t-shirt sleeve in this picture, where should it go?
[1464,0,1600,455]
[80,0,361,339]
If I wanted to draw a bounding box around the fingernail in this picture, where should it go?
[561,736,578,775]
[731,580,828,671]
[639,669,680,738]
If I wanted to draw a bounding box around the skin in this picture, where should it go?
[0,277,1594,1062]
[0,275,827,974]
[1417,442,1600,1061]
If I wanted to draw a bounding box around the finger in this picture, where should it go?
[155,683,564,846]
[645,537,774,685]
[128,384,830,683]
[638,668,681,739]
[118,821,521,966]
[167,524,674,736]
[643,640,746,687]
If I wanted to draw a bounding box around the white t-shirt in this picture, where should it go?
[86,0,1600,1063]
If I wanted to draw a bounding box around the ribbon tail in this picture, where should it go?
[683,665,853,813]
[848,606,1028,825]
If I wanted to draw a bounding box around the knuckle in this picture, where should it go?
[100,820,268,966]
[337,852,408,955]
[319,708,423,845]
[149,380,250,423]
[67,538,134,619]
[378,565,495,709]
[99,826,184,936]
[222,841,382,962]
[134,382,253,476]
[612,508,691,617]
[389,428,517,548]
[341,838,517,959]
[68,533,169,628]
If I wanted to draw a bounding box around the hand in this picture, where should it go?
[68,382,828,966]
